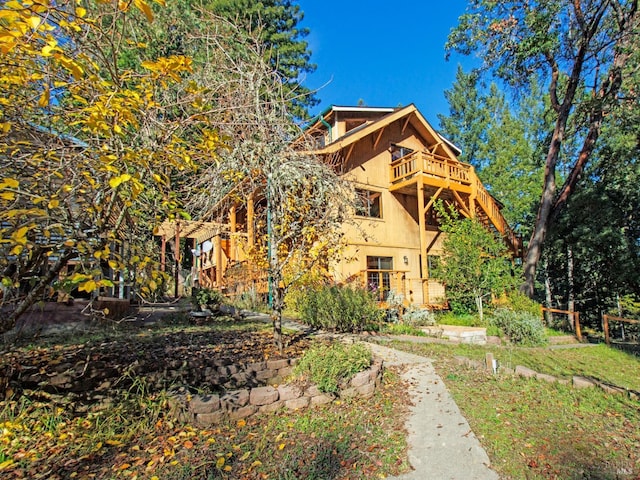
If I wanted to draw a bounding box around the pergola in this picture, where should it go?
[155,219,228,297]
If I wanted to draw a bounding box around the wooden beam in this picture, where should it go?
[229,203,237,262]
[401,114,412,134]
[417,177,428,304]
[344,142,356,162]
[373,127,385,150]
[423,186,444,214]
[247,192,254,248]
[452,190,471,218]
[215,235,222,286]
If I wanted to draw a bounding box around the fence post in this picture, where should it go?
[574,312,582,342]
[603,314,610,345]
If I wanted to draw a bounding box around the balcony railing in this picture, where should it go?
[390,151,472,187]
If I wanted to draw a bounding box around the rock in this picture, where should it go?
[515,366,537,379]
[249,386,279,406]
[277,384,302,401]
[220,389,250,410]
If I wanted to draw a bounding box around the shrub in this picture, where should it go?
[383,323,427,336]
[192,288,225,309]
[490,308,548,346]
[232,287,263,312]
[293,342,372,393]
[435,311,480,327]
[494,290,542,317]
[403,307,436,327]
[297,284,385,332]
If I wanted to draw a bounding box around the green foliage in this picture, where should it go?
[431,202,520,321]
[293,342,372,393]
[382,323,427,337]
[490,308,547,346]
[438,70,548,239]
[297,285,385,332]
[192,288,225,308]
[494,290,542,317]
[614,294,640,319]
[435,311,481,327]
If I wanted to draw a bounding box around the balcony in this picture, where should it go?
[389,150,522,257]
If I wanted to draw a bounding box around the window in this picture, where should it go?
[355,189,381,218]
[366,256,393,301]
[390,144,414,161]
[427,255,440,272]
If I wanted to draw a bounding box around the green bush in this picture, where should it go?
[383,323,426,336]
[192,288,225,309]
[297,284,385,332]
[435,311,480,327]
[490,308,548,346]
[293,342,372,393]
[494,290,542,317]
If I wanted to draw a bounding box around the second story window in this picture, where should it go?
[355,189,382,218]
[390,144,414,161]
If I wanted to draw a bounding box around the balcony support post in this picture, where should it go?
[417,177,429,304]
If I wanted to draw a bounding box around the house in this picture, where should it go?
[156,104,521,306]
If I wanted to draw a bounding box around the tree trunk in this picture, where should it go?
[475,292,484,323]
[543,256,553,325]
[522,129,562,297]
[567,245,575,331]
[1,249,76,335]
[270,270,284,354]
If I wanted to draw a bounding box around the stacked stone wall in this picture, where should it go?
[172,359,384,425]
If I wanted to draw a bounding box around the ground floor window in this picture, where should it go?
[366,256,393,300]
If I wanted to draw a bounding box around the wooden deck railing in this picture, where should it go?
[391,151,472,187]
[390,150,521,256]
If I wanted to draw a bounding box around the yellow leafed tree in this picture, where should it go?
[0,0,222,332]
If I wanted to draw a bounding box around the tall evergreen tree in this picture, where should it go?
[439,70,548,237]
[210,0,318,119]
[438,66,489,169]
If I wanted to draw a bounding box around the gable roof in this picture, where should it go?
[308,104,461,159]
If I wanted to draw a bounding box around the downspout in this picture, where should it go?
[320,118,332,142]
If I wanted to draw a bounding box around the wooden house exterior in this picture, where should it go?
[157,104,521,306]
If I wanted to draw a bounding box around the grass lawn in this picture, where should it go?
[389,340,640,479]
[0,315,411,479]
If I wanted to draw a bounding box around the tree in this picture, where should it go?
[431,203,520,322]
[191,0,318,119]
[543,110,640,326]
[438,66,490,169]
[167,16,353,352]
[447,0,639,297]
[0,0,224,332]
[439,71,550,237]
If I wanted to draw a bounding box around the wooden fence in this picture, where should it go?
[541,307,582,341]
[602,314,640,345]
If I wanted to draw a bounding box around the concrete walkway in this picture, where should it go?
[366,342,499,480]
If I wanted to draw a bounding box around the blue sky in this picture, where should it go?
[298,1,472,127]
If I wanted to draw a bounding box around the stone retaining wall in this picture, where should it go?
[453,354,638,400]
[172,359,384,426]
